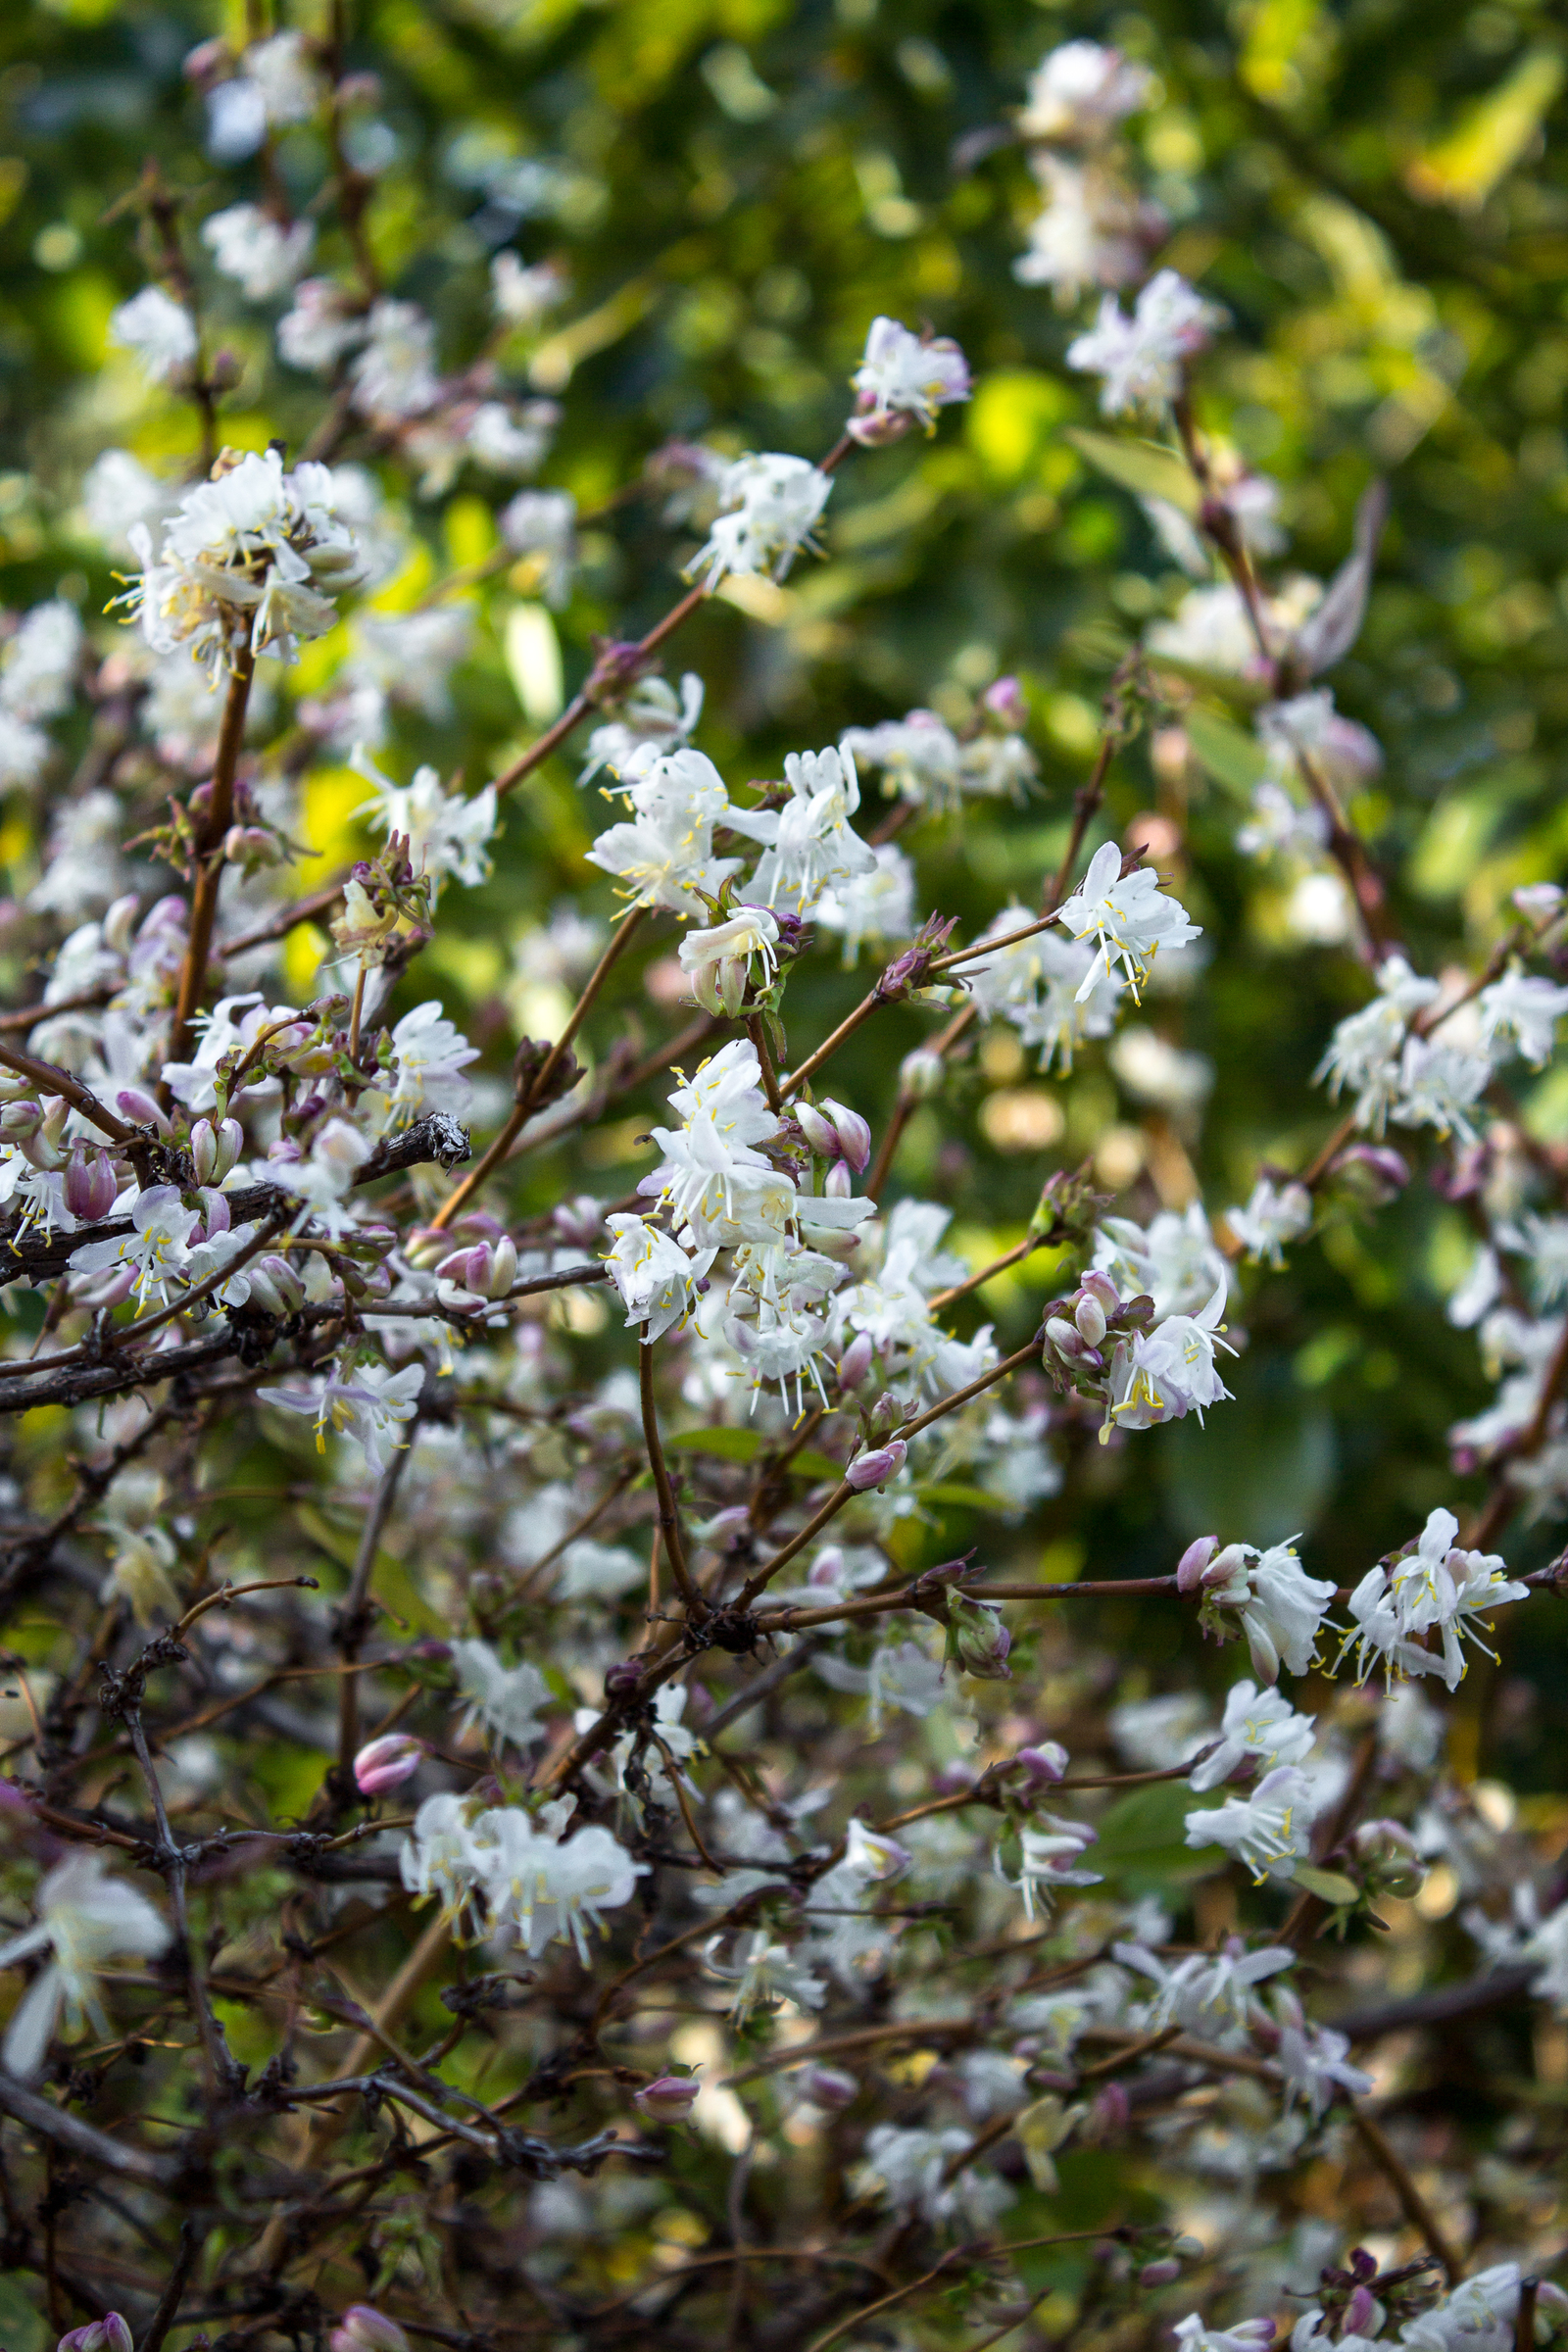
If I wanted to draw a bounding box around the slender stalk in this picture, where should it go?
[164,650,256,1083]
[0,1040,136,1144]
[640,1340,699,1608]
[1348,2102,1462,2282]
[334,1434,416,1797]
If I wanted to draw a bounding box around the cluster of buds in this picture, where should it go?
[435,1233,519,1315]
[944,1590,1012,1681]
[1350,1818,1425,1902]
[56,2320,134,2352]
[63,1143,121,1223]
[873,912,958,1006]
[1042,1268,1152,1384]
[330,836,432,971]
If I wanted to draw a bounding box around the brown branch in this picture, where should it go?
[164,650,256,1083]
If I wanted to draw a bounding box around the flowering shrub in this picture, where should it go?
[0,7,1566,2352]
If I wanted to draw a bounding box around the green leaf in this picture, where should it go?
[665,1427,842,1482]
[1065,428,1200,517]
[1183,706,1268,798]
[1291,1863,1361,1907]
[0,2275,43,2352]
[1094,1783,1216,1891]
[919,1482,1003,1510]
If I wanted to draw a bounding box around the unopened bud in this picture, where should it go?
[1046,1316,1085,1361]
[190,1115,243,1185]
[1176,1536,1219,1594]
[632,2073,700,2125]
[837,1332,874,1391]
[329,2312,410,2352]
[899,1047,944,1101]
[981,674,1029,730]
[63,1146,118,1221]
[804,2066,858,2108]
[1016,1740,1068,1785]
[1081,1269,1121,1314]
[796,1102,839,1157]
[247,1253,306,1314]
[822,1099,870,1172]
[948,1592,1011,1681]
[1345,2288,1378,2336]
[823,1157,852,1199]
[116,1086,170,1132]
[1139,2258,1182,2288]
[57,2322,133,2352]
[1351,1818,1424,1899]
[846,1440,906,1491]
[552,1194,603,1249]
[1092,2080,1130,2132]
[353,1734,425,1797]
[0,1099,41,1138]
[1073,1293,1106,1347]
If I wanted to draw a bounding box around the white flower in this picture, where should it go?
[351,297,440,419]
[1014,155,1150,303]
[202,203,315,300]
[93,1469,180,1626]
[401,1793,485,1927]
[580,672,705,784]
[79,450,172,553]
[108,287,196,385]
[1476,966,1568,1069]
[1056,840,1201,1002]
[277,277,367,373]
[586,747,743,918]
[1341,1508,1530,1690]
[1019,40,1152,142]
[1313,955,1440,1133]
[1188,1682,1317,1791]
[849,317,970,438]
[686,452,833,590]
[1110,1693,1212,1769]
[269,1116,372,1233]
[465,399,558,477]
[246,28,320,123]
[1227,1178,1312,1268]
[259,1358,424,1473]
[0,1852,170,2080]
[705,1930,827,2024]
[1186,1763,1320,1882]
[678,904,782,1014]
[68,1185,201,1311]
[1114,1936,1295,2033]
[367,1002,480,1131]
[1273,1988,1372,2117]
[499,489,577,606]
[353,749,495,897]
[1401,2266,1524,2352]
[1172,2315,1277,2352]
[1206,1539,1339,1683]
[1519,1212,1568,1309]
[121,448,363,678]
[1521,1902,1568,2009]
[453,1641,551,1752]
[814,843,916,967]
[857,2124,1011,2231]
[1105,1278,1235,1432]
[603,1214,714,1343]
[1237,777,1331,863]
[162,991,297,1112]
[1067,270,1228,416]
[1257,689,1381,790]
[1148,583,1264,678]
[1,600,81,722]
[727,745,875,915]
[999,1818,1102,1919]
[1392,1033,1491,1146]
[475,1806,645,1960]
[491,251,566,328]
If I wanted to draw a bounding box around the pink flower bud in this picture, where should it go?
[1138,2258,1181,2288]
[822,1099,870,1171]
[1017,1741,1068,1785]
[803,2065,858,2109]
[353,1734,425,1796]
[1074,1293,1106,1347]
[1046,1316,1085,1360]
[552,1194,604,1249]
[1176,1537,1218,1593]
[63,1146,118,1222]
[632,2074,700,2125]
[981,674,1029,730]
[199,1188,230,1239]
[116,1086,169,1131]
[846,1440,906,1491]
[1093,2080,1130,2132]
[0,1100,41,1138]
[248,1253,306,1313]
[330,2312,410,2352]
[899,1047,944,1100]
[823,1157,853,1199]
[404,1225,451,1270]
[58,2322,133,2352]
[795,1102,839,1157]
[1081,1269,1121,1314]
[837,1332,873,1391]
[1345,2288,1377,2336]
